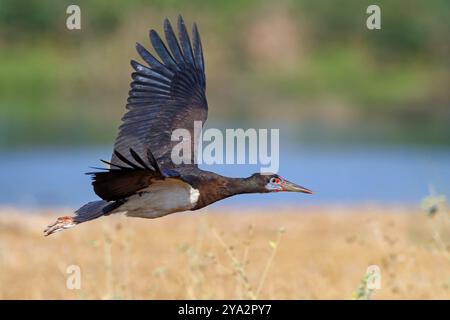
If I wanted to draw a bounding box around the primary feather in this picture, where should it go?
[112,15,207,169]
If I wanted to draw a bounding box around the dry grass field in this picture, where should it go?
[0,205,449,299]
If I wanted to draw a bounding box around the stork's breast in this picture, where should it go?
[120,178,200,218]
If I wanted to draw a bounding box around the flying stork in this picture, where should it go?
[44,16,312,236]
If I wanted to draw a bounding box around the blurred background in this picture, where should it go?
[0,0,449,208]
[1,0,450,301]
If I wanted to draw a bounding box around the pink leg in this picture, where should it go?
[43,216,77,236]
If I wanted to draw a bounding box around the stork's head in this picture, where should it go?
[249,173,313,194]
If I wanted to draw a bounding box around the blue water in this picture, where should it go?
[0,145,449,209]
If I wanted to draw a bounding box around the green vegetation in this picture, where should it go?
[0,0,448,148]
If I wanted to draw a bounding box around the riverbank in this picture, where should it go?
[0,205,449,299]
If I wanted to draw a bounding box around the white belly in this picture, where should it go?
[116,178,200,219]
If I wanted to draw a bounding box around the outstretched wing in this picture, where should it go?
[88,148,167,201]
[111,15,207,169]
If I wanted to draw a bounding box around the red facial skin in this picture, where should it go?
[274,178,283,192]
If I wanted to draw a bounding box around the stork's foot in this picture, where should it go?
[43,216,77,236]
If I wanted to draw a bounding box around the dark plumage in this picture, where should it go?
[44,16,312,236]
[113,16,207,169]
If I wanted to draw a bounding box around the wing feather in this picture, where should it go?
[89,149,169,201]
[164,18,185,65]
[177,16,196,68]
[149,29,179,71]
[192,23,205,84]
[111,16,207,169]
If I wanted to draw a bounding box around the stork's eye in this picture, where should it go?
[270,177,281,184]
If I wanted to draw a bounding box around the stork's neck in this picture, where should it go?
[226,176,266,196]
[193,174,267,210]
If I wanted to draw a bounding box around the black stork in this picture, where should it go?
[44,16,312,236]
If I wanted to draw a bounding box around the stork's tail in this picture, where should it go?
[44,200,123,236]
